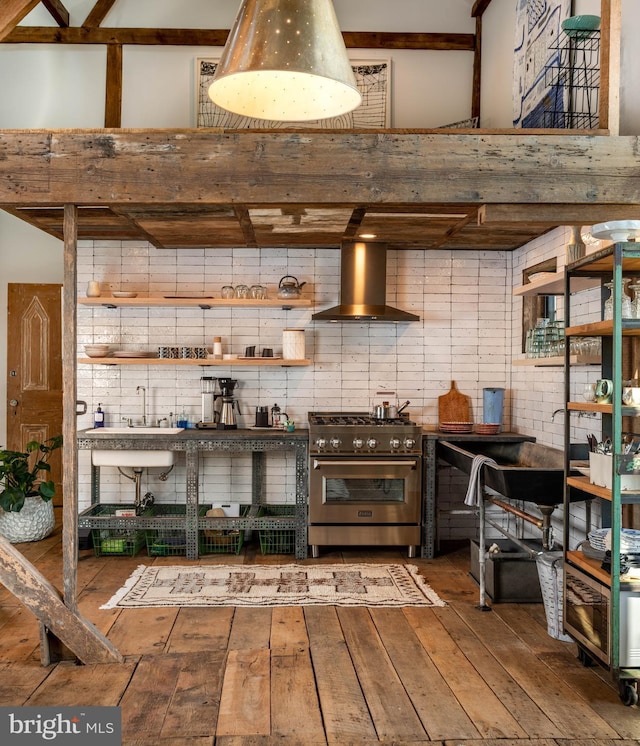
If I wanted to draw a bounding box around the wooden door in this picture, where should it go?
[6,284,63,505]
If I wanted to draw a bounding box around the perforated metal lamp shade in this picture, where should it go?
[208,0,362,122]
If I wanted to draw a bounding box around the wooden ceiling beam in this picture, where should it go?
[2,26,474,50]
[82,0,116,28]
[479,204,640,226]
[0,130,638,209]
[0,0,40,42]
[42,0,69,27]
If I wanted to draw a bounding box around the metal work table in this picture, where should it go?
[77,428,309,560]
[421,430,535,559]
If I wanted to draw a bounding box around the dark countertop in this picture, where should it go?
[423,428,534,442]
[77,427,309,446]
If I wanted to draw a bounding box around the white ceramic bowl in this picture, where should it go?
[84,344,110,358]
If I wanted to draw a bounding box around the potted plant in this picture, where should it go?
[0,435,63,543]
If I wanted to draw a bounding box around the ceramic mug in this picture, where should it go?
[595,378,614,404]
[623,387,640,406]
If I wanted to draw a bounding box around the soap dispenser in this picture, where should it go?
[94,403,105,428]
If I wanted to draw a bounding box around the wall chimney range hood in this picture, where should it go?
[312,241,420,323]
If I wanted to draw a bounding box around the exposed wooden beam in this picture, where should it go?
[233,206,258,248]
[42,0,69,27]
[0,130,635,208]
[431,210,479,249]
[0,535,122,664]
[343,31,474,51]
[82,0,117,28]
[104,43,122,127]
[471,0,494,18]
[2,26,475,51]
[0,0,40,42]
[479,203,640,225]
[471,14,482,121]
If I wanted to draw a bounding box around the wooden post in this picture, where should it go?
[105,43,123,128]
[599,0,622,134]
[62,204,78,611]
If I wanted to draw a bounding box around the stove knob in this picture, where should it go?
[403,437,416,449]
[353,437,364,449]
[390,437,401,449]
[330,437,342,449]
[315,437,327,449]
[367,438,378,449]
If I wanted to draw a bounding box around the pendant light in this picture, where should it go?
[208,0,362,122]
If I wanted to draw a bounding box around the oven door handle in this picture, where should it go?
[312,459,418,469]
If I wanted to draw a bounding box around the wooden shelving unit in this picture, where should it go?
[79,357,310,367]
[79,294,312,366]
[563,242,640,704]
[78,296,311,310]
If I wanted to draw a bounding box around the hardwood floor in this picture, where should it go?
[1,515,638,745]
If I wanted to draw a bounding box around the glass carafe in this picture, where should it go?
[604,278,633,320]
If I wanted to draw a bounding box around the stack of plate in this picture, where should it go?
[439,421,473,434]
[475,423,500,435]
[84,344,110,358]
[588,528,640,553]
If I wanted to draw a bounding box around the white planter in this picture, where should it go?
[0,496,55,543]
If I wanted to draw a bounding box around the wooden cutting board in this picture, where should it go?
[438,380,471,425]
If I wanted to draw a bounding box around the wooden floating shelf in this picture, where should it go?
[513,273,599,297]
[78,296,312,309]
[512,355,601,367]
[78,357,310,367]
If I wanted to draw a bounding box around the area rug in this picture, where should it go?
[101,563,445,609]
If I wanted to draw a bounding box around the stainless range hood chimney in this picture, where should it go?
[312,241,420,322]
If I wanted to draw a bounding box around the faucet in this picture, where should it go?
[551,408,565,422]
[137,386,147,426]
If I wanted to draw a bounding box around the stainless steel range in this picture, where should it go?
[308,412,423,557]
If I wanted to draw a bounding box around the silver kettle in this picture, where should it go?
[277,275,306,300]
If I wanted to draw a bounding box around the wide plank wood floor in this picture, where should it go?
[1,514,638,745]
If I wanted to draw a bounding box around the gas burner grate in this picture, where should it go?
[308,412,416,427]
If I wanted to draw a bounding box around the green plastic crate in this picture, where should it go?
[258,505,296,555]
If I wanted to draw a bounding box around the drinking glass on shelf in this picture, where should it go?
[604,279,633,320]
[630,281,640,318]
[235,284,249,299]
[221,285,235,299]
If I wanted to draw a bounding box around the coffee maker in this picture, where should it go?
[217,377,241,429]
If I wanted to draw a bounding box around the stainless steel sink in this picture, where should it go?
[438,440,582,506]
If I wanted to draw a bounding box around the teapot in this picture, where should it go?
[277,275,306,300]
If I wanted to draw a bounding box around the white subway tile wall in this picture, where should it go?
[77,231,603,551]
